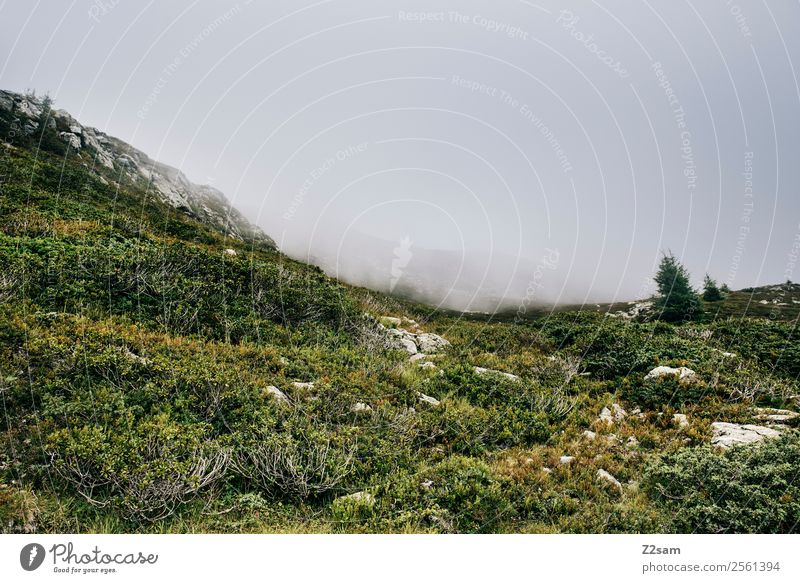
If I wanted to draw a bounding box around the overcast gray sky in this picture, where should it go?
[2,0,799,309]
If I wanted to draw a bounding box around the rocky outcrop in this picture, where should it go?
[373,317,450,356]
[0,89,274,246]
[711,422,781,448]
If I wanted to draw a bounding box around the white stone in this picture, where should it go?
[336,491,374,505]
[417,392,440,407]
[711,422,782,449]
[223,248,237,256]
[645,366,697,383]
[582,430,597,441]
[559,455,574,465]
[418,361,437,370]
[416,333,450,353]
[409,353,427,362]
[351,402,372,413]
[673,413,689,428]
[291,381,315,389]
[473,366,520,381]
[597,469,622,491]
[265,385,290,405]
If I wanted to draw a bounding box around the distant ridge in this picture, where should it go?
[0,89,274,246]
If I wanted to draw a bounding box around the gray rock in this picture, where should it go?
[265,385,290,405]
[597,469,622,491]
[59,132,81,150]
[409,353,427,362]
[559,455,575,465]
[336,491,374,506]
[0,91,14,111]
[711,422,781,448]
[645,366,697,383]
[582,430,597,441]
[673,413,689,428]
[350,402,372,413]
[473,366,520,381]
[416,333,450,353]
[418,392,440,407]
[418,361,437,370]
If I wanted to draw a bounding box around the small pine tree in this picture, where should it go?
[653,253,704,322]
[720,283,731,294]
[702,274,723,302]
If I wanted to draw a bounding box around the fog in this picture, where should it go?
[2,1,799,311]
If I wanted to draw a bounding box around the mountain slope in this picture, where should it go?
[0,89,273,246]
[0,90,798,535]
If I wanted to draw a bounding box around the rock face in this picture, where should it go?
[711,422,782,448]
[645,366,697,383]
[0,89,274,246]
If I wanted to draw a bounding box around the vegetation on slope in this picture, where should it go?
[1,127,799,534]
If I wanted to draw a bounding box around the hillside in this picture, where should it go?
[0,90,273,246]
[1,95,799,534]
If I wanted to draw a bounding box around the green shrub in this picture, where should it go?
[644,432,800,533]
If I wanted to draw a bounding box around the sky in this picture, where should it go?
[1,0,799,310]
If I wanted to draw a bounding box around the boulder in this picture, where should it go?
[645,366,697,383]
[711,422,781,448]
[416,333,450,353]
[59,132,81,150]
[409,353,427,362]
[264,385,290,405]
[386,328,418,355]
